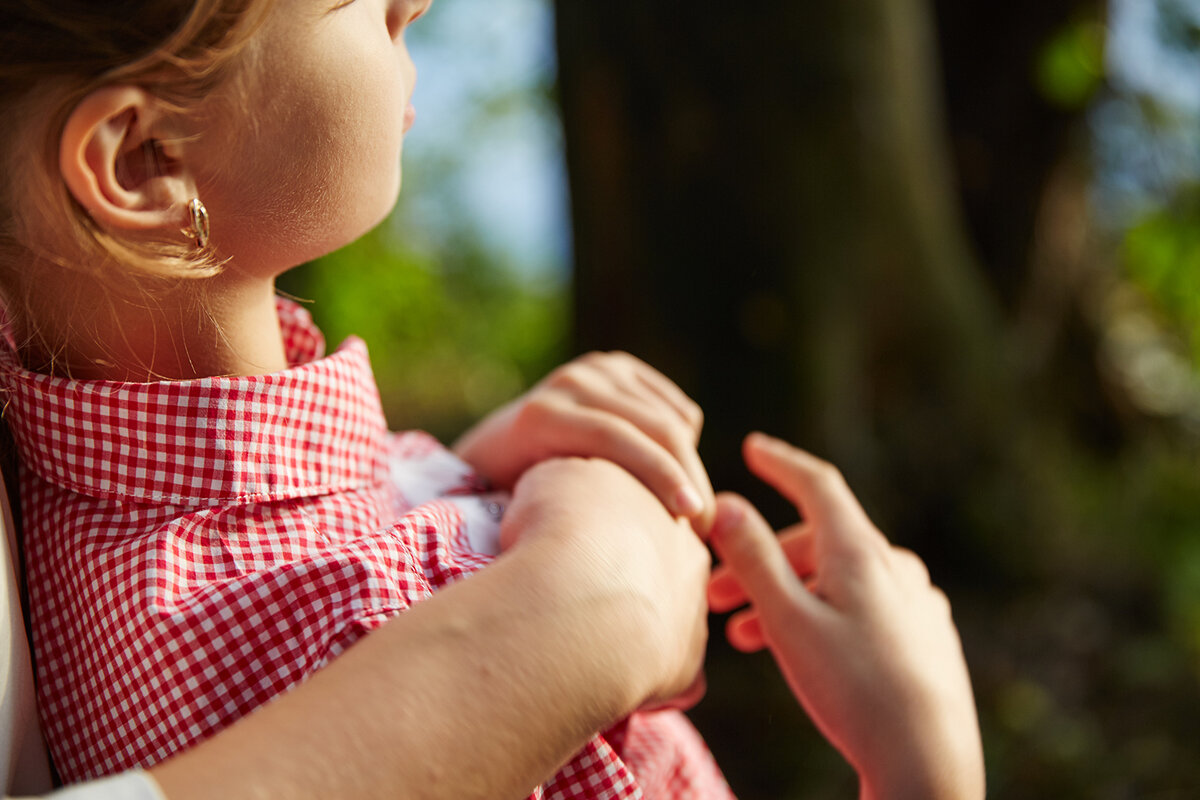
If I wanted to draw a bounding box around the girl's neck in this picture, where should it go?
[27,269,288,382]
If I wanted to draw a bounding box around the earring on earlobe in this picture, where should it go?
[182,198,210,249]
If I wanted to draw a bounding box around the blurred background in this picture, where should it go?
[277,0,1200,796]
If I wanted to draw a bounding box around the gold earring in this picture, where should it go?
[182,198,210,249]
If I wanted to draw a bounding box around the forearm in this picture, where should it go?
[150,533,654,800]
[857,698,986,800]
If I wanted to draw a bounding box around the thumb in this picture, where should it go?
[709,493,816,629]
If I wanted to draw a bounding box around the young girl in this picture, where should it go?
[0,0,731,797]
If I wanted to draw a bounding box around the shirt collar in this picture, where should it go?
[0,299,390,505]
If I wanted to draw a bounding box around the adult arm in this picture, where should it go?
[147,457,710,800]
[708,434,985,800]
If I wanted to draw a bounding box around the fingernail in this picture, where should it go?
[674,485,705,517]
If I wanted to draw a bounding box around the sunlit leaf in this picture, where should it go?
[1121,197,1200,366]
[1036,19,1106,109]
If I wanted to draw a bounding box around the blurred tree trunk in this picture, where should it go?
[556,2,1151,797]
[556,5,1014,794]
[556,0,1109,796]
[935,0,1093,310]
[932,1,1127,453]
[558,0,1014,559]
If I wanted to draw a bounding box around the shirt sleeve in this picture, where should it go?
[28,498,442,782]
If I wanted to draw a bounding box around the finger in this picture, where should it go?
[674,447,714,533]
[709,525,813,612]
[725,609,767,652]
[708,493,816,627]
[587,351,705,436]
[777,524,817,578]
[543,405,707,519]
[592,384,713,526]
[587,361,716,528]
[743,432,876,542]
[629,361,705,437]
[708,565,749,612]
[540,376,715,520]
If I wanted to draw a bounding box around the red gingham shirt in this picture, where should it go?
[1,300,733,799]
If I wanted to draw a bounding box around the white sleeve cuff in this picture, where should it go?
[17,771,170,800]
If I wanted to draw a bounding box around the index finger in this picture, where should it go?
[710,522,814,611]
[707,493,816,626]
[742,433,878,544]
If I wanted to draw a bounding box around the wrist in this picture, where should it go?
[501,457,708,714]
[504,531,662,717]
[856,708,985,800]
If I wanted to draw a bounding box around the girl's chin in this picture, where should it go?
[328,194,402,255]
[251,173,404,271]
[328,179,403,250]
[367,180,403,234]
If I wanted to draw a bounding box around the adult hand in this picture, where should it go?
[454,352,714,530]
[503,456,711,709]
[707,434,984,800]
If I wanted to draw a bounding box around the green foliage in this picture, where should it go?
[1121,191,1200,367]
[280,222,567,441]
[1035,19,1105,110]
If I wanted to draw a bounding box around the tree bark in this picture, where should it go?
[554,2,1167,797]
[557,0,1009,550]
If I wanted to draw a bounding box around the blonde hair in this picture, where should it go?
[0,0,274,368]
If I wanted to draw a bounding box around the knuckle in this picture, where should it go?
[930,586,952,613]
[582,417,620,449]
[892,547,931,582]
[605,349,639,365]
[579,350,621,374]
[578,350,607,365]
[545,362,592,392]
[725,522,773,567]
[836,544,873,575]
[585,417,640,457]
[609,351,652,378]
[920,584,954,620]
[810,459,846,491]
[515,393,557,428]
[653,417,694,454]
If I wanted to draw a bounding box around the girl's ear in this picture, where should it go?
[59,86,195,236]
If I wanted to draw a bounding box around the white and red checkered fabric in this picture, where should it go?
[0,299,733,799]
